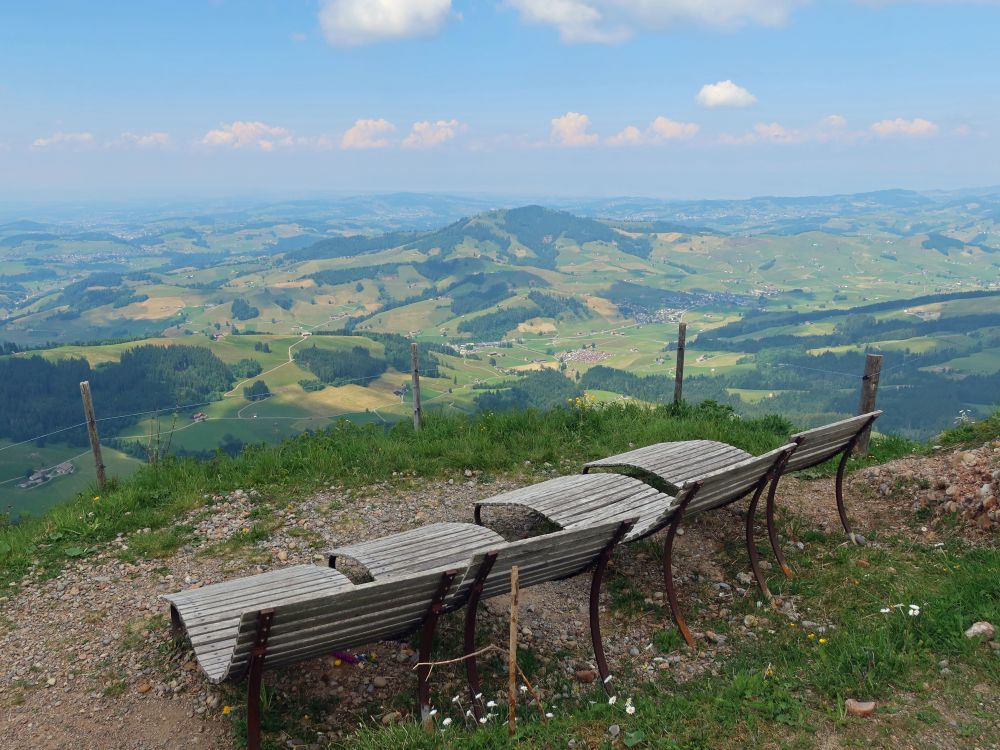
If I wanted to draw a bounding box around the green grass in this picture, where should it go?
[935,408,1000,447]
[333,534,999,750]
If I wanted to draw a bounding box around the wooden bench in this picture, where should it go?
[165,563,472,749]
[330,518,635,708]
[475,444,797,647]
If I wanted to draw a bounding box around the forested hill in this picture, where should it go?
[0,346,232,443]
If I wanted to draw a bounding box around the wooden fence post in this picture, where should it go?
[855,353,883,457]
[411,343,423,432]
[508,565,519,737]
[673,322,687,405]
[79,380,107,491]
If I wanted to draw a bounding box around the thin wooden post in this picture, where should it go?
[508,565,519,737]
[673,322,687,405]
[79,381,106,491]
[410,343,422,432]
[855,353,883,457]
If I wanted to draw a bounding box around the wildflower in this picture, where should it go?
[92,496,100,502]
[303,714,310,721]
[480,717,488,724]
[486,700,497,708]
[880,607,891,614]
[519,685,528,693]
[452,695,461,703]
[428,709,438,718]
[334,658,342,667]
[465,709,474,719]
[908,604,920,617]
[818,638,827,645]
[807,633,816,640]
[222,705,232,715]
[442,717,452,727]
[474,693,483,700]
[625,697,635,716]
[608,695,617,705]
[764,664,775,677]
[545,712,554,719]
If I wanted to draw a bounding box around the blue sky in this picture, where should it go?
[0,0,997,200]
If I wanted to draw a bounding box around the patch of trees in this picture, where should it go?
[922,233,965,255]
[603,282,709,314]
[274,297,294,311]
[498,206,653,265]
[475,369,582,412]
[231,358,263,378]
[456,292,589,342]
[527,291,589,318]
[298,379,326,392]
[253,341,272,353]
[244,380,271,401]
[451,281,513,316]
[295,345,388,386]
[285,230,422,263]
[231,297,260,320]
[0,345,232,443]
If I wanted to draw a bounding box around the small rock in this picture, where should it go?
[704,631,727,645]
[628,647,640,657]
[608,724,620,738]
[844,699,876,718]
[464,469,473,477]
[277,550,288,562]
[743,615,760,628]
[137,682,152,694]
[574,669,597,684]
[380,711,401,726]
[964,621,995,640]
[855,559,871,569]
[372,676,388,688]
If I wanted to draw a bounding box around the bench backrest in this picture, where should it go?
[225,566,469,680]
[682,443,797,516]
[469,520,628,601]
[785,411,881,472]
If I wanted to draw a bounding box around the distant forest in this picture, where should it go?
[0,346,233,444]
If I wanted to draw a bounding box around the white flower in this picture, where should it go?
[452,695,461,703]
[428,709,437,717]
[626,704,636,715]
[474,693,483,700]
[608,695,617,705]
[465,709,474,718]
[442,717,452,727]
[908,604,921,617]
[480,717,488,724]
[486,700,497,708]
[519,684,528,693]
[880,607,891,614]
[545,712,554,719]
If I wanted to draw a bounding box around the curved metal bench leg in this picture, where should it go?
[745,479,772,600]
[417,570,458,727]
[462,553,497,721]
[765,474,793,579]
[473,504,483,526]
[246,609,274,750]
[834,449,858,543]
[589,519,634,695]
[662,495,697,649]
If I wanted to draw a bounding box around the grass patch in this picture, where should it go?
[936,408,1000,447]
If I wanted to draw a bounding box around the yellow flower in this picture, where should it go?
[764,664,775,677]
[334,658,342,667]
[92,496,100,502]
[303,714,310,721]
[222,705,232,715]
[807,633,816,640]
[818,638,827,645]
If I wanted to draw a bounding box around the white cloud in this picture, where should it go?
[551,112,598,146]
[32,131,94,148]
[319,0,452,46]
[342,118,396,149]
[402,119,463,148]
[824,114,848,129]
[720,122,806,145]
[607,116,699,146]
[648,116,699,142]
[870,117,939,137]
[696,80,757,108]
[606,125,644,146]
[200,121,292,151]
[118,132,171,148]
[506,0,799,43]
